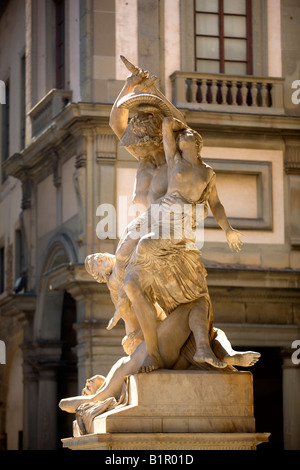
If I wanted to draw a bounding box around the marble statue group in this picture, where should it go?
[59,57,260,432]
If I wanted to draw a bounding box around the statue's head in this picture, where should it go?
[82,375,106,396]
[117,92,186,159]
[176,127,203,161]
[120,107,164,157]
[85,252,116,283]
[130,108,164,140]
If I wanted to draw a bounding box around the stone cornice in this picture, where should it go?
[184,109,300,135]
[4,102,299,184]
[3,103,113,182]
[206,265,300,289]
[215,322,300,348]
[44,261,300,299]
[0,293,36,321]
[45,262,110,300]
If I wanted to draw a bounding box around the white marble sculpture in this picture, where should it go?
[59,57,260,434]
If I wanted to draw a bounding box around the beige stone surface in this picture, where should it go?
[63,371,270,450]
[37,174,57,238]
[91,370,255,435]
[62,431,270,450]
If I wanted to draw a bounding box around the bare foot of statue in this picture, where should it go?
[224,351,261,367]
[139,354,164,373]
[193,347,227,368]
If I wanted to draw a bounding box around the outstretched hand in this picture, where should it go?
[226,229,243,252]
[126,67,149,88]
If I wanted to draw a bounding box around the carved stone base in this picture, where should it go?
[62,431,270,450]
[62,370,270,450]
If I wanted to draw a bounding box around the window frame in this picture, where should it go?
[194,0,253,75]
[20,54,26,150]
[0,246,4,294]
[1,78,9,182]
[54,0,66,90]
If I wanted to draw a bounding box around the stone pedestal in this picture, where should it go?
[62,370,270,450]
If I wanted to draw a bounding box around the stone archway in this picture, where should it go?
[24,233,78,449]
[34,233,77,341]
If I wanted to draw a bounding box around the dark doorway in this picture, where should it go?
[57,291,78,448]
[237,346,284,450]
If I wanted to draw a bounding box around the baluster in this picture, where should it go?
[231,80,238,105]
[246,83,252,106]
[211,79,218,104]
[206,80,212,103]
[216,81,222,104]
[236,82,242,105]
[196,80,202,103]
[202,79,208,104]
[252,82,258,107]
[221,80,228,105]
[191,79,197,104]
[241,81,248,106]
[268,84,273,107]
[261,82,268,107]
[185,79,192,103]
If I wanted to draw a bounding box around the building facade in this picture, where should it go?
[0,0,299,450]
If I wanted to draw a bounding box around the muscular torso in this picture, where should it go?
[133,159,168,208]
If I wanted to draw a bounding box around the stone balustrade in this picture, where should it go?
[170,71,285,115]
[29,88,73,138]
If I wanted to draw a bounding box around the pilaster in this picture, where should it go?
[22,343,38,450]
[26,340,63,450]
[281,348,300,450]
[70,120,118,260]
[36,359,60,450]
[0,294,36,449]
